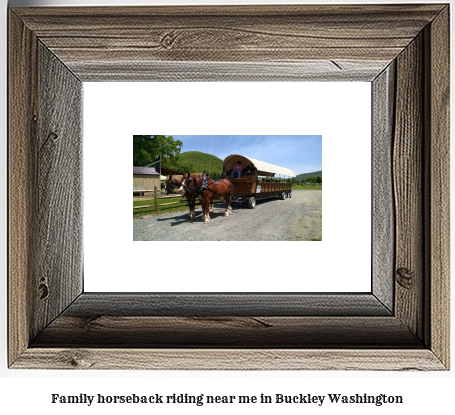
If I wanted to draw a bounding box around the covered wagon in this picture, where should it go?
[223,154,296,208]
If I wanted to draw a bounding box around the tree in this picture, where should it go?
[307,177,316,184]
[316,176,322,184]
[179,162,196,175]
[133,135,183,167]
[209,171,223,180]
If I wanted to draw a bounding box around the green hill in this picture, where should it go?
[296,170,322,181]
[174,151,224,176]
[171,151,321,182]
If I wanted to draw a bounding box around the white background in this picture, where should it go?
[1,0,454,414]
[84,82,371,292]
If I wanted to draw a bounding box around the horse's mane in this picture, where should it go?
[189,173,207,186]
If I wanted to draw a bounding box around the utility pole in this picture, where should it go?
[145,155,161,174]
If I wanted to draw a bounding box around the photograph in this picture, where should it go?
[3,3,451,408]
[133,135,322,241]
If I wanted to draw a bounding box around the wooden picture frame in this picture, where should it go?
[9,4,449,370]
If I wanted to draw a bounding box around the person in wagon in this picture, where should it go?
[232,160,243,178]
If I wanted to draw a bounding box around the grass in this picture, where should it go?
[133,197,182,207]
[292,184,322,191]
[133,196,189,217]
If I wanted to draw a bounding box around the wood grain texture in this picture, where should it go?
[8,4,450,370]
[65,293,391,317]
[11,5,444,81]
[8,11,38,366]
[13,349,445,371]
[372,63,395,312]
[393,34,424,340]
[31,315,421,349]
[71,60,389,82]
[424,6,450,369]
[32,42,83,339]
[9,11,84,366]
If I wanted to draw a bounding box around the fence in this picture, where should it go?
[133,186,224,212]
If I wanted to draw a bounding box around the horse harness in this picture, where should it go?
[183,174,233,198]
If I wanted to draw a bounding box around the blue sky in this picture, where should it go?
[172,135,322,176]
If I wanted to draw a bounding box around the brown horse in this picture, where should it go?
[165,173,204,195]
[180,174,233,222]
[164,175,183,195]
[178,173,212,220]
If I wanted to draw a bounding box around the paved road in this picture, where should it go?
[133,190,322,241]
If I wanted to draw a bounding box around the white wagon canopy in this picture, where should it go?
[223,154,295,209]
[223,154,296,178]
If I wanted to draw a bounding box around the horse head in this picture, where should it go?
[180,173,202,197]
[179,173,191,196]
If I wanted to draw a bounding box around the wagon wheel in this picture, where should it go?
[281,192,286,200]
[248,197,256,209]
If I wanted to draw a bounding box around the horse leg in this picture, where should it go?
[202,197,210,222]
[224,196,232,216]
[201,199,206,222]
[209,203,213,213]
[188,201,195,219]
[205,200,211,222]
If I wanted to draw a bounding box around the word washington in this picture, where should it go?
[274,394,403,406]
[327,394,403,406]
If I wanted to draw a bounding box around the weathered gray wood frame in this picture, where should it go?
[8,5,449,370]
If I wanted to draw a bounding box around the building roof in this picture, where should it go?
[223,154,296,177]
[133,166,159,175]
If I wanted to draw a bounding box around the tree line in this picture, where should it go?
[133,136,322,185]
[133,135,182,168]
[133,135,225,177]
